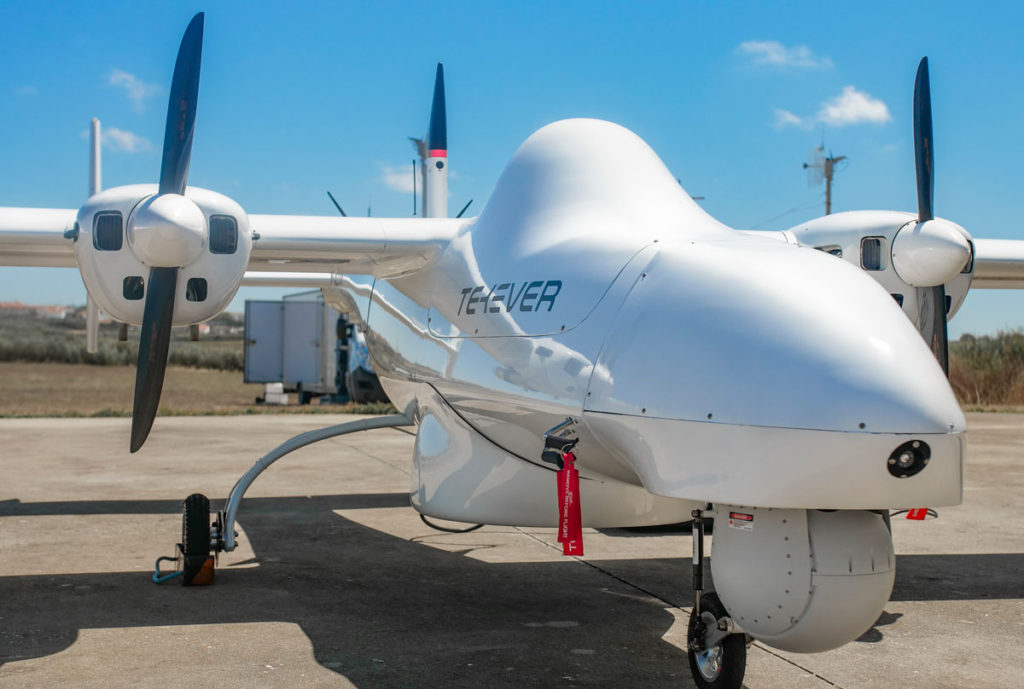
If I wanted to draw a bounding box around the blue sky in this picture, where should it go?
[2,0,1022,336]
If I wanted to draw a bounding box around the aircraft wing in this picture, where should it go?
[246,214,462,278]
[0,207,464,279]
[0,207,77,267]
[970,239,1024,289]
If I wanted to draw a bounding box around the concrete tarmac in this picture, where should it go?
[0,413,1021,688]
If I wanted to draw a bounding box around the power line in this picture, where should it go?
[750,200,824,229]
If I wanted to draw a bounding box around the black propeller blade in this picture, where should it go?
[914,57,934,223]
[159,12,204,196]
[327,190,347,217]
[912,56,948,375]
[919,285,949,375]
[428,63,447,152]
[131,267,178,452]
[131,12,204,452]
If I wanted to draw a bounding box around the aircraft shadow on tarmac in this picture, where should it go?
[1,494,1022,686]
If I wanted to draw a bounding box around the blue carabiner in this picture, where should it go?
[152,555,183,584]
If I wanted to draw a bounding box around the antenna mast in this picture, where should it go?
[803,146,847,215]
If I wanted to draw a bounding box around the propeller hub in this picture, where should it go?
[128,193,207,268]
[891,218,971,287]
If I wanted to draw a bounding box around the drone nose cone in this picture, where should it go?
[583,237,964,509]
[587,238,965,435]
[891,218,971,287]
[128,193,207,268]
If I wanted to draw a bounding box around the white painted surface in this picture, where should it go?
[891,218,971,287]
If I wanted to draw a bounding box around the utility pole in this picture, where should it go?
[823,154,846,215]
[804,147,846,215]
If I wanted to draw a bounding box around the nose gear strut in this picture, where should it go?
[685,507,749,689]
[152,414,413,585]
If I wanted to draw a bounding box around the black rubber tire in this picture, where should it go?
[687,592,747,689]
[181,493,211,586]
[347,368,389,404]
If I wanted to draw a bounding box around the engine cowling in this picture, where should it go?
[74,184,251,326]
[784,210,973,328]
[710,505,894,653]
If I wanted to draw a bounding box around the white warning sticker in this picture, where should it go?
[728,512,754,531]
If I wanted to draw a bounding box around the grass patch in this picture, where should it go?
[0,402,397,419]
[0,362,395,417]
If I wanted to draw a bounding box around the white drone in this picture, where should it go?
[2,13,1021,689]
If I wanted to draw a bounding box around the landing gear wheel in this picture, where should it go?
[181,493,214,586]
[687,592,746,689]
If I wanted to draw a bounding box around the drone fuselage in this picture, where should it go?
[324,120,968,656]
[321,120,965,530]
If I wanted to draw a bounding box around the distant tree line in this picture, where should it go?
[0,311,243,371]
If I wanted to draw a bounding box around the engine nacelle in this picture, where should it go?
[784,210,973,328]
[73,184,251,326]
[710,505,894,653]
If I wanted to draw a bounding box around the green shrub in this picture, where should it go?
[949,331,1024,406]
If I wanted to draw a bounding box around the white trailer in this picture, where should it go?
[244,291,337,403]
[244,290,386,404]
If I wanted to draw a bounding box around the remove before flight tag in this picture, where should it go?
[557,451,583,556]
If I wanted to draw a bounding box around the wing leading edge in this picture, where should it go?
[246,214,463,278]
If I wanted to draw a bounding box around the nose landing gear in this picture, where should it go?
[686,508,748,689]
[152,493,216,586]
[180,493,216,586]
[687,592,747,688]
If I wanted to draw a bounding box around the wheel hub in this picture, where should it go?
[694,644,723,681]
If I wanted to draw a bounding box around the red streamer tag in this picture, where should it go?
[906,508,929,520]
[557,452,583,556]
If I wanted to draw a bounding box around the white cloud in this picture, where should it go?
[737,41,833,69]
[773,109,808,129]
[15,85,37,96]
[107,69,159,111]
[774,86,891,129]
[103,127,153,153]
[816,86,891,126]
[379,163,420,194]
